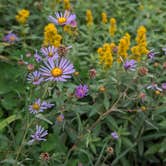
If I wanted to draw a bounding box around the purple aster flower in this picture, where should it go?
[161,83,166,90]
[147,49,157,60]
[29,125,48,144]
[27,70,43,85]
[147,83,162,91]
[48,10,76,26]
[3,33,18,44]
[75,84,89,99]
[29,98,54,114]
[124,59,137,71]
[34,50,42,63]
[111,132,119,140]
[41,46,58,60]
[40,58,75,82]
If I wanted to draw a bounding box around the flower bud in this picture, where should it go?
[74,71,79,76]
[138,67,148,76]
[153,62,159,67]
[40,152,50,161]
[89,68,96,79]
[27,64,35,72]
[141,106,146,112]
[155,90,160,95]
[99,86,105,92]
[106,147,114,155]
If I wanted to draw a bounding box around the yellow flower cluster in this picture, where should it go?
[109,18,116,37]
[101,12,108,24]
[43,23,62,47]
[63,0,71,10]
[117,33,131,62]
[131,26,149,61]
[86,10,93,26]
[97,43,114,68]
[15,9,30,24]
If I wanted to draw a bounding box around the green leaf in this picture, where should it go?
[35,114,53,125]
[0,114,21,131]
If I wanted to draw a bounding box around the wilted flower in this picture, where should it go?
[27,71,43,85]
[29,125,48,144]
[139,92,146,102]
[40,152,50,161]
[147,83,162,91]
[161,83,166,90]
[48,10,76,26]
[41,46,58,60]
[111,131,119,140]
[138,67,148,76]
[40,58,75,82]
[57,45,72,57]
[34,50,42,63]
[29,98,54,114]
[124,59,137,71]
[106,146,114,154]
[89,68,96,79]
[3,33,18,44]
[75,84,88,99]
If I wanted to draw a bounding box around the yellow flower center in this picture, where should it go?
[32,103,40,111]
[48,52,53,57]
[58,17,67,24]
[51,67,63,77]
[9,36,15,41]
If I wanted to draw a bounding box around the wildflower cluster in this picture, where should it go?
[117,33,131,62]
[15,9,30,24]
[43,23,62,47]
[131,26,149,61]
[101,12,108,24]
[97,43,114,68]
[86,9,93,26]
[109,18,116,37]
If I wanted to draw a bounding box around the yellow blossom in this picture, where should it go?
[101,12,108,24]
[15,9,30,24]
[43,23,62,47]
[97,43,113,69]
[86,9,93,26]
[109,18,116,37]
[131,26,149,61]
[117,33,131,62]
[63,0,71,10]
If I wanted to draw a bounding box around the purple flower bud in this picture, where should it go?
[111,132,119,140]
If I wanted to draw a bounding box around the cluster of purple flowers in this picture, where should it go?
[28,10,79,144]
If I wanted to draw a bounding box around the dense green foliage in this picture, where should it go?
[0,0,166,165]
